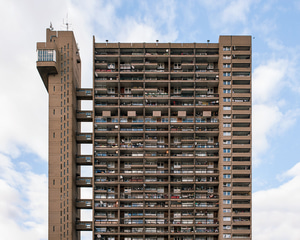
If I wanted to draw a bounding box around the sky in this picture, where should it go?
[0,0,300,239]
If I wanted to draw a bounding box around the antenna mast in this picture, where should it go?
[62,14,71,31]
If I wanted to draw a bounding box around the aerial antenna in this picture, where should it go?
[62,14,72,31]
[50,22,54,30]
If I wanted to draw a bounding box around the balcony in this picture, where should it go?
[76,177,92,187]
[95,177,117,183]
[76,155,93,165]
[95,201,118,208]
[95,226,118,233]
[76,221,92,231]
[36,44,58,90]
[76,88,93,100]
[95,219,118,226]
[76,133,93,143]
[76,199,92,209]
[77,111,93,122]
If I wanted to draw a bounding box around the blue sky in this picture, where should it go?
[1,0,300,239]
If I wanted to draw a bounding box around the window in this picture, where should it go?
[223,114,231,119]
[223,132,231,136]
[223,106,231,111]
[207,88,214,94]
[223,123,231,128]
[223,157,231,162]
[223,63,231,68]
[223,97,231,102]
[107,87,115,94]
[223,183,231,187]
[223,55,231,60]
[223,140,231,145]
[223,149,231,153]
[223,46,231,51]
[174,63,181,69]
[157,63,165,69]
[158,87,165,93]
[223,89,231,93]
[223,80,231,85]
[223,200,231,204]
[173,87,181,94]
[223,234,231,238]
[37,49,56,62]
[223,72,231,77]
[223,166,231,170]
[223,208,231,213]
[174,162,181,168]
[108,63,115,69]
[157,162,164,168]
[223,174,231,179]
[223,217,231,221]
[124,88,131,94]
[223,225,231,230]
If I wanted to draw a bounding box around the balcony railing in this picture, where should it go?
[76,155,92,165]
[76,177,92,186]
[77,111,93,122]
[76,221,92,231]
[76,200,92,209]
[76,133,93,143]
[76,88,93,100]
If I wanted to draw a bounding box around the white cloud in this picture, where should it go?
[116,21,162,42]
[0,154,47,240]
[252,59,300,165]
[253,161,300,239]
[252,104,282,165]
[0,0,72,160]
[89,0,178,43]
[253,59,288,104]
[281,162,300,179]
[199,0,258,33]
[221,0,253,24]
